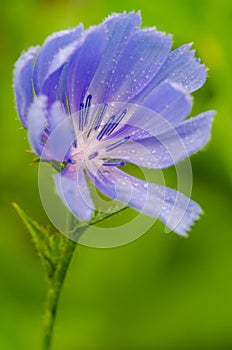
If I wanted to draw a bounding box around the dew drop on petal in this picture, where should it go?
[121,181,127,186]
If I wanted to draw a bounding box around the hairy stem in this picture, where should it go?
[42,238,77,350]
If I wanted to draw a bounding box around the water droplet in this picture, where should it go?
[121,181,127,186]
[143,183,148,189]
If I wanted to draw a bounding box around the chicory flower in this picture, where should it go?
[13,12,214,235]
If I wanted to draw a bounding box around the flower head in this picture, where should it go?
[13,12,215,235]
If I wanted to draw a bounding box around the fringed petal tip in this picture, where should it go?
[187,44,209,76]
[104,10,141,19]
[168,202,203,237]
[42,24,84,46]
[142,26,173,42]
[103,11,142,29]
[185,42,209,71]
[14,45,40,72]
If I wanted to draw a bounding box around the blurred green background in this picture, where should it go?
[1,0,232,349]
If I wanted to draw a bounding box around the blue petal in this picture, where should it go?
[45,102,76,162]
[87,165,202,235]
[140,81,192,125]
[155,44,207,92]
[33,25,83,95]
[48,100,67,132]
[65,27,107,114]
[13,46,40,128]
[27,98,76,161]
[53,164,94,222]
[103,110,215,168]
[107,81,192,142]
[136,110,215,168]
[135,43,207,102]
[86,12,141,104]
[40,39,84,108]
[103,29,172,103]
[27,95,48,157]
[99,137,161,168]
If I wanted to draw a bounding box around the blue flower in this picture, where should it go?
[13,12,215,235]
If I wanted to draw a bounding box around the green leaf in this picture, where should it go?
[12,202,70,279]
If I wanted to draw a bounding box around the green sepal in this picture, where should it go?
[32,157,66,172]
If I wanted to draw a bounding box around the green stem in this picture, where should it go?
[42,237,77,350]
[41,206,130,349]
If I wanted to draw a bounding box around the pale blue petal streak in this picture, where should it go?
[33,25,83,94]
[44,102,76,162]
[27,95,48,157]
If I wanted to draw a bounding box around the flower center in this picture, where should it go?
[69,135,91,165]
[68,96,131,168]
